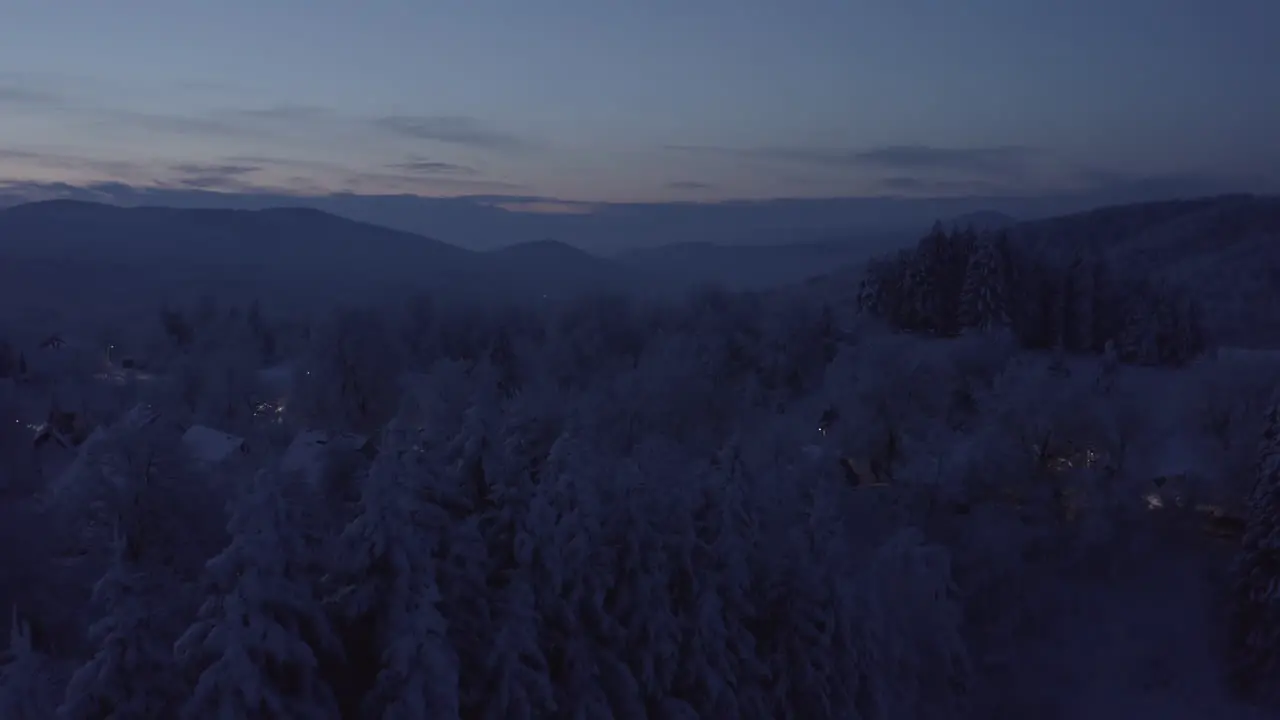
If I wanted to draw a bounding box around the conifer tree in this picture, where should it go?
[1229,392,1280,698]
[329,427,460,718]
[174,468,341,719]
[58,530,185,720]
[0,612,63,720]
[957,238,1011,332]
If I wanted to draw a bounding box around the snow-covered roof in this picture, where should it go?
[118,403,160,430]
[182,425,247,465]
[44,426,110,501]
[281,430,369,481]
[256,364,295,394]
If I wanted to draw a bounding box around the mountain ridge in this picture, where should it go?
[6,196,1279,345]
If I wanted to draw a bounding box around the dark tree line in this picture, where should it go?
[857,222,1210,367]
[1231,391,1280,699]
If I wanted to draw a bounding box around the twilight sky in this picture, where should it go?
[1,0,1278,204]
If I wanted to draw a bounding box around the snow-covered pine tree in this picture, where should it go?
[858,252,908,322]
[937,225,978,335]
[909,222,952,334]
[1114,286,1161,365]
[293,308,406,435]
[0,611,63,720]
[672,441,770,717]
[1088,258,1120,353]
[58,528,186,720]
[1042,265,1069,351]
[1164,290,1209,366]
[174,467,342,720]
[857,528,970,720]
[0,340,13,379]
[957,237,1012,332]
[1062,252,1096,353]
[897,251,939,334]
[521,426,617,717]
[1229,391,1280,698]
[589,458,682,716]
[456,389,558,720]
[328,425,461,719]
[856,269,885,317]
[748,495,849,718]
[1007,253,1054,350]
[426,384,519,716]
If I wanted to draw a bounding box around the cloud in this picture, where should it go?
[105,109,254,138]
[0,84,63,106]
[0,147,152,181]
[849,145,1038,175]
[228,105,331,122]
[0,149,47,161]
[387,159,479,176]
[220,154,523,193]
[489,199,599,215]
[876,176,1007,196]
[0,76,257,138]
[167,162,263,190]
[222,154,331,170]
[665,180,713,190]
[336,169,527,195]
[169,162,260,176]
[667,143,1041,178]
[372,115,535,152]
[0,145,527,197]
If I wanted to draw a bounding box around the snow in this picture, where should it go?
[180,425,246,465]
[255,363,294,396]
[6,195,1280,718]
[280,429,368,482]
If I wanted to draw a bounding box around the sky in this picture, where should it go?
[0,0,1278,204]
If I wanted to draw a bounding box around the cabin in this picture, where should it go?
[38,335,67,351]
[256,365,295,397]
[181,425,250,466]
[41,426,111,501]
[118,403,162,430]
[281,430,377,483]
[32,408,93,450]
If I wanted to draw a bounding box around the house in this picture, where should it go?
[38,335,67,351]
[256,364,295,397]
[118,403,161,430]
[181,425,249,466]
[281,430,376,483]
[32,407,93,450]
[40,405,169,499]
[42,426,111,502]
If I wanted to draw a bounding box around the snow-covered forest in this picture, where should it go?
[2,220,1280,719]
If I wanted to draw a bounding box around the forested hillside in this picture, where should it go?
[1009,195,1280,346]
[857,222,1210,367]
[1,201,1279,717]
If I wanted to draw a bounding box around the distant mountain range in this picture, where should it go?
[5,195,1275,345]
[4,176,1248,252]
[0,200,908,329]
[946,210,1017,231]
